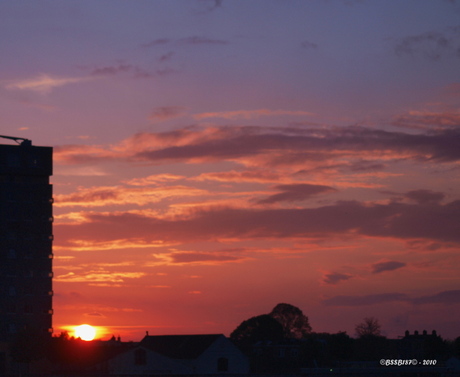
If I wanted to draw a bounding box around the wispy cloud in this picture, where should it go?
[158,52,175,62]
[196,0,223,12]
[149,106,186,121]
[142,35,229,48]
[88,63,152,78]
[179,36,228,45]
[5,74,95,94]
[392,110,460,129]
[194,109,313,120]
[142,38,171,48]
[301,40,318,50]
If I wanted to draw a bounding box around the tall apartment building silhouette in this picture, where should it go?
[0,137,53,341]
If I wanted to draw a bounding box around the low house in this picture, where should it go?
[107,334,249,375]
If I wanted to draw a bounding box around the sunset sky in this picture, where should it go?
[1,0,460,341]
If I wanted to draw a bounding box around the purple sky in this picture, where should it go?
[1,0,460,341]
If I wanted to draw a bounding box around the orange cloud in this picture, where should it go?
[152,251,251,266]
[53,238,173,252]
[54,144,117,164]
[54,270,146,283]
[124,174,186,186]
[54,185,209,207]
[194,170,283,183]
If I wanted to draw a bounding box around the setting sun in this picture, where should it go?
[74,324,96,341]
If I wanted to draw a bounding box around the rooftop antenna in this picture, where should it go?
[0,135,32,146]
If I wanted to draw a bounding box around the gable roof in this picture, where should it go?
[139,334,223,359]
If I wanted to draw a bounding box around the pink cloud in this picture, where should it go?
[392,110,460,129]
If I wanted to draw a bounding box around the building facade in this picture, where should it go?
[0,138,53,341]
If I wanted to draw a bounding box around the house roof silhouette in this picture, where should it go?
[139,334,224,359]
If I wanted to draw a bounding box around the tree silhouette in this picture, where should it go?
[269,303,312,339]
[230,314,284,345]
[354,317,381,338]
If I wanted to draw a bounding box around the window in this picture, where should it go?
[134,349,147,365]
[217,357,229,372]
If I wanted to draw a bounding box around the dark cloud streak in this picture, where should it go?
[258,183,337,204]
[372,261,406,274]
[404,190,445,204]
[323,293,408,306]
[394,29,460,60]
[323,290,460,306]
[55,199,460,247]
[322,272,353,285]
[55,126,460,165]
[132,126,460,164]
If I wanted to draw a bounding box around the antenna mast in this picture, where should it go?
[0,135,32,146]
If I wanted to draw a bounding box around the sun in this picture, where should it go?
[74,324,96,341]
